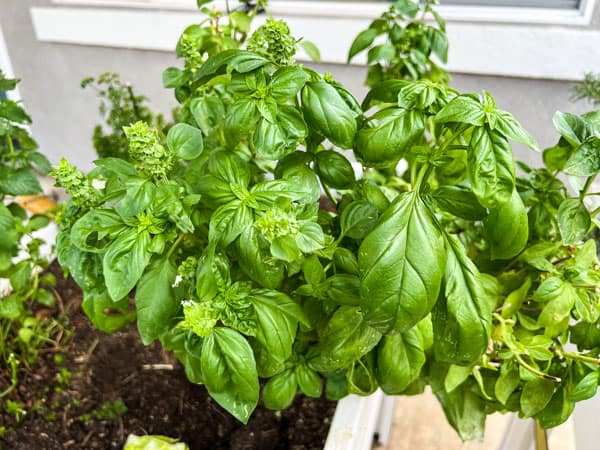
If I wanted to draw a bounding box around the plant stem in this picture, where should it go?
[127,84,141,121]
[514,353,561,382]
[558,350,600,366]
[580,174,597,200]
[322,182,338,207]
[167,235,184,259]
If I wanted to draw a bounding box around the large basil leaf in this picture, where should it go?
[310,306,381,371]
[468,126,515,208]
[435,95,485,126]
[520,378,556,417]
[354,107,424,168]
[201,327,259,424]
[301,81,357,149]
[432,234,491,364]
[376,326,426,394]
[359,191,446,333]
[270,66,310,103]
[193,49,269,81]
[208,200,252,250]
[249,289,309,377]
[166,123,204,160]
[71,209,124,253]
[483,189,528,260]
[314,150,355,190]
[430,365,486,441]
[135,256,178,345]
[103,229,152,301]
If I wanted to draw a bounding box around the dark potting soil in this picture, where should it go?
[0,262,336,450]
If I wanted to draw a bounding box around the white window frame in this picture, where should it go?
[30,0,600,80]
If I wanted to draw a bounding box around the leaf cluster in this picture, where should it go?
[54,6,600,441]
[348,0,449,87]
[0,71,60,399]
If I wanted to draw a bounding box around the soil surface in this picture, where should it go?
[0,262,336,450]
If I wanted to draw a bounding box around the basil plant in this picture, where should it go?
[54,7,600,442]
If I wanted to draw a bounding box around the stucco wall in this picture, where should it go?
[0,0,595,170]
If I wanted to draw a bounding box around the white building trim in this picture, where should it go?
[31,0,600,81]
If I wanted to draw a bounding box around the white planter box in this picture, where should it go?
[324,390,396,450]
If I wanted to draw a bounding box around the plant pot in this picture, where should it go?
[324,391,396,450]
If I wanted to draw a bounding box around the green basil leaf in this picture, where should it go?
[395,0,420,17]
[557,198,591,244]
[310,306,381,371]
[469,126,515,208]
[296,221,325,254]
[432,185,487,221]
[70,209,124,253]
[494,110,539,150]
[253,118,288,160]
[347,28,378,62]
[553,111,589,147]
[355,107,424,168]
[135,256,178,345]
[429,28,448,63]
[501,277,532,319]
[278,105,308,141]
[435,96,485,126]
[225,98,259,145]
[296,364,323,398]
[340,200,379,240]
[234,227,284,289]
[270,66,310,103]
[208,201,252,250]
[431,370,486,441]
[536,385,574,429]
[495,362,520,405]
[333,247,359,275]
[82,289,135,333]
[324,274,361,306]
[249,289,308,377]
[229,10,251,33]
[190,92,225,136]
[0,167,42,196]
[535,278,576,337]
[433,234,491,364]
[262,369,297,410]
[376,326,426,394]
[520,378,556,418]
[162,66,186,88]
[194,49,269,81]
[201,327,259,424]
[367,43,396,64]
[361,80,411,110]
[301,81,357,149]
[314,150,355,190]
[166,123,204,160]
[299,40,321,62]
[483,189,528,260]
[359,191,446,333]
[570,371,599,402]
[444,365,472,393]
[0,99,31,124]
[563,136,600,176]
[103,229,152,301]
